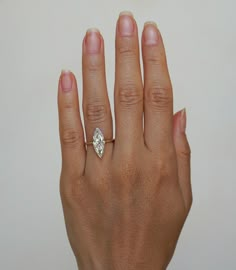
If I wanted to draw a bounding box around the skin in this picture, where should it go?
[57,12,192,270]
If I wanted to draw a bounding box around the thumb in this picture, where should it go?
[173,109,192,211]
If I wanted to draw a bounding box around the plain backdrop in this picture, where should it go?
[0,0,235,269]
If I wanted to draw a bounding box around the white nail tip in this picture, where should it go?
[86,28,100,34]
[61,69,71,74]
[144,21,158,28]
[119,11,133,17]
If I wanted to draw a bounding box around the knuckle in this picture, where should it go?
[63,99,74,110]
[117,81,142,107]
[157,159,171,179]
[84,101,107,123]
[60,182,82,206]
[179,143,191,159]
[118,43,136,58]
[60,172,85,202]
[145,84,173,112]
[64,102,73,110]
[145,51,167,67]
[85,58,103,73]
[115,155,138,179]
[60,96,74,110]
[117,161,140,195]
[122,161,137,179]
[61,129,81,147]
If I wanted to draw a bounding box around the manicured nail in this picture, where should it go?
[61,70,72,91]
[119,11,133,17]
[180,108,187,132]
[144,21,158,28]
[85,28,101,54]
[143,22,159,45]
[118,11,134,36]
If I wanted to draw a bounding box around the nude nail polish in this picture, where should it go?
[143,22,159,45]
[85,28,101,54]
[61,70,72,91]
[118,11,134,36]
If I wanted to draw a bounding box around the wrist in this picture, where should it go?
[76,258,167,270]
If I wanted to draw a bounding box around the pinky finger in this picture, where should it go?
[58,70,86,178]
[173,109,192,211]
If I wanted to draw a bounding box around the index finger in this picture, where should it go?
[142,23,174,152]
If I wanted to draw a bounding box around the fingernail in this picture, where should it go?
[143,22,159,45]
[144,21,158,28]
[118,11,134,36]
[85,28,101,54]
[180,108,187,132]
[119,11,133,17]
[61,70,72,91]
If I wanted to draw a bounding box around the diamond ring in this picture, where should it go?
[85,128,115,159]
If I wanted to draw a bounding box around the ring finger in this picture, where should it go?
[82,28,113,162]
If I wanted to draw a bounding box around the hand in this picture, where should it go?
[57,11,192,270]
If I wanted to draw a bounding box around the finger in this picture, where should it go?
[142,22,173,152]
[58,70,86,177]
[82,28,113,160]
[173,109,192,211]
[114,12,143,151]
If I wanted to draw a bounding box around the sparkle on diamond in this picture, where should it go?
[93,128,105,158]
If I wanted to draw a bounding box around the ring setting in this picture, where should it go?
[85,128,114,158]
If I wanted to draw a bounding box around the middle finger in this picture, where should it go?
[114,12,144,152]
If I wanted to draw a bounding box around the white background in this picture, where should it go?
[0,0,235,269]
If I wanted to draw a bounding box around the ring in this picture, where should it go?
[85,128,115,159]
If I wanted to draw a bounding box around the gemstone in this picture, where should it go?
[93,128,105,158]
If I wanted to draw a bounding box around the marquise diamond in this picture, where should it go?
[93,128,105,158]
